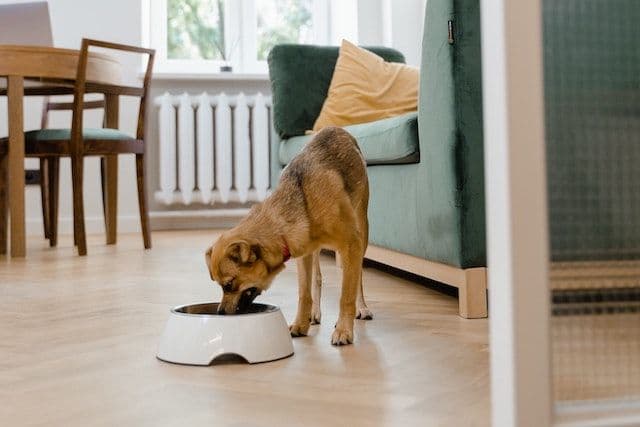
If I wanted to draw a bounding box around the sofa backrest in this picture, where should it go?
[268,44,406,139]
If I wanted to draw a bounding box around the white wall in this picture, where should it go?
[357,0,386,45]
[357,0,426,66]
[0,0,143,236]
[388,0,426,66]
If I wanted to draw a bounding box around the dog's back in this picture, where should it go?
[279,127,367,199]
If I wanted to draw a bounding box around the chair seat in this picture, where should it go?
[0,128,143,156]
[27,128,135,142]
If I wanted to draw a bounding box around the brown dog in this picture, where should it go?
[205,127,372,345]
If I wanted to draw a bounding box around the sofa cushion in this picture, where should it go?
[278,112,419,166]
[268,44,406,139]
[312,40,419,132]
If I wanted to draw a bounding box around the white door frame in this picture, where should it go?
[480,0,553,426]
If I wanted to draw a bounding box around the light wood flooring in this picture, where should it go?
[0,231,489,427]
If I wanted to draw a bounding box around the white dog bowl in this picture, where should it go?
[157,302,294,365]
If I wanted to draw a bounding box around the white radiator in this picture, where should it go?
[154,92,273,205]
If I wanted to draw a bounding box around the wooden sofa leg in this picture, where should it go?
[459,268,488,318]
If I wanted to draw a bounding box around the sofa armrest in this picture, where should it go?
[414,0,486,268]
[267,44,406,140]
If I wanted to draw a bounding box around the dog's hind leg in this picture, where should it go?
[332,197,365,346]
[310,250,322,324]
[332,239,363,345]
[356,202,373,320]
[290,254,313,337]
[356,277,373,320]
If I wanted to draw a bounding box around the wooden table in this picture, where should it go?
[0,45,121,257]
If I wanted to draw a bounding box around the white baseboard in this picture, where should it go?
[26,215,141,236]
[24,209,247,236]
[150,209,248,230]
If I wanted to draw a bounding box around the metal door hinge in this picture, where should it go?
[448,20,455,44]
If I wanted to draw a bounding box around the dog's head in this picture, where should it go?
[205,234,286,314]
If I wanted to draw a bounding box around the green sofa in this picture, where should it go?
[267,0,487,318]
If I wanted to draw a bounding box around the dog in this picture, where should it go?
[205,127,372,345]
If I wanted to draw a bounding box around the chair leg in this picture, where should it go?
[101,155,118,245]
[136,154,151,249]
[40,158,50,240]
[48,158,60,248]
[71,155,87,256]
[0,153,7,255]
[100,158,106,237]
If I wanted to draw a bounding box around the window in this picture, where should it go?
[144,0,357,75]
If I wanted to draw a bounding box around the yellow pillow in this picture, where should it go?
[312,40,419,132]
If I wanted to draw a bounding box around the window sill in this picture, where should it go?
[149,72,270,81]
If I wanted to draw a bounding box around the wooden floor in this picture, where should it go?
[0,231,489,427]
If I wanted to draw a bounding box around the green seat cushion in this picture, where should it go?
[278,112,419,166]
[25,128,135,142]
[268,44,406,139]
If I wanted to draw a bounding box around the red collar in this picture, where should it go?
[281,237,291,262]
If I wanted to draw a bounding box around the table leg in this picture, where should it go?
[103,94,119,245]
[0,151,7,255]
[8,75,25,258]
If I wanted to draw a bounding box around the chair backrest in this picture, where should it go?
[0,2,53,46]
[41,99,105,129]
[69,39,155,153]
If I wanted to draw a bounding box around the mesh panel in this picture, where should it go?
[544,0,640,405]
[550,264,640,402]
[545,0,640,262]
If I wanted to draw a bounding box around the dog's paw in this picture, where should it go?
[289,322,310,337]
[356,306,373,320]
[331,327,353,346]
[310,304,321,325]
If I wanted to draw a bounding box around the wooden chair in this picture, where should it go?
[0,39,155,255]
[38,98,106,247]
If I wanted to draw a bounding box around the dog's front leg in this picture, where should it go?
[332,244,362,345]
[289,254,313,337]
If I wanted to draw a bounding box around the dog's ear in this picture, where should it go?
[226,241,260,264]
[204,246,212,268]
[204,246,214,280]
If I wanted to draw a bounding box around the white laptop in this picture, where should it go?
[0,2,52,46]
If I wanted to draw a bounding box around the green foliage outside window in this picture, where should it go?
[167,0,225,60]
[167,0,313,63]
[257,0,312,60]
